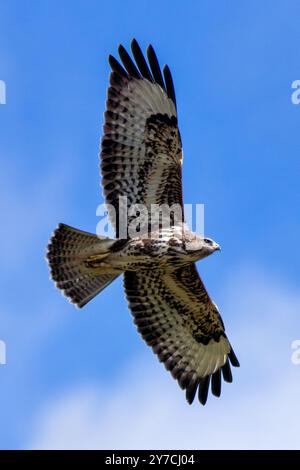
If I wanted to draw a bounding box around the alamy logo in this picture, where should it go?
[291,80,300,105]
[0,340,6,365]
[0,80,6,104]
[95,198,205,239]
[291,340,300,365]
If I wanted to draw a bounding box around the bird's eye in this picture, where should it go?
[204,238,212,244]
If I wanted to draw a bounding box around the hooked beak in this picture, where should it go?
[215,244,221,252]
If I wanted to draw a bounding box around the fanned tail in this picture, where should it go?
[46,223,120,308]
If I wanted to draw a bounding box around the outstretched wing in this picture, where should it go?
[100,39,183,237]
[124,263,239,405]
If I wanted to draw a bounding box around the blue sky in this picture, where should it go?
[0,0,300,449]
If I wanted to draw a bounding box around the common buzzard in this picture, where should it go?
[47,39,239,405]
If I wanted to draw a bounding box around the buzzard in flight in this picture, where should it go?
[47,39,239,405]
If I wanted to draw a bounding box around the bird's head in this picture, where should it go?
[185,235,221,261]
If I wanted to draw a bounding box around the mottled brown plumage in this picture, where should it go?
[47,39,239,406]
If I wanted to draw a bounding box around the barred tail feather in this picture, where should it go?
[47,223,120,308]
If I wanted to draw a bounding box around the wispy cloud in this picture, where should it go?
[28,266,300,450]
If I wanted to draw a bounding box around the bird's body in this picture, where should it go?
[86,227,220,272]
[47,40,239,405]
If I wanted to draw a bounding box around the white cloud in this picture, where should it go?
[28,266,300,450]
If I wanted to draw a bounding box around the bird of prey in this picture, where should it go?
[47,39,239,405]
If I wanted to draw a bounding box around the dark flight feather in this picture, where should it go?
[147,44,166,91]
[229,348,240,367]
[221,359,233,383]
[118,44,141,79]
[211,369,222,397]
[198,376,211,405]
[108,54,128,78]
[163,64,177,109]
[131,39,153,81]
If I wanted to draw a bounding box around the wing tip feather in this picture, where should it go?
[108,39,177,108]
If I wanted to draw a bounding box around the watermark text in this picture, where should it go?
[0,80,6,104]
[0,340,6,365]
[96,198,205,239]
[291,80,300,105]
[291,339,300,365]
